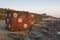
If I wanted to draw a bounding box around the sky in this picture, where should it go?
[0,0,60,17]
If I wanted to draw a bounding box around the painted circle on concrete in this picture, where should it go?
[13,13,18,18]
[23,24,28,28]
[18,18,23,23]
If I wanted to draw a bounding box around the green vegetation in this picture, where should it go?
[0,8,11,20]
[0,8,5,20]
[0,8,55,20]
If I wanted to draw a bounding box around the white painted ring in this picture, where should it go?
[13,13,18,18]
[18,18,23,23]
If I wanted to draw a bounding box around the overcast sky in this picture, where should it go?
[0,0,60,17]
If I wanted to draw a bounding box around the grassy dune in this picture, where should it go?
[0,8,55,20]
